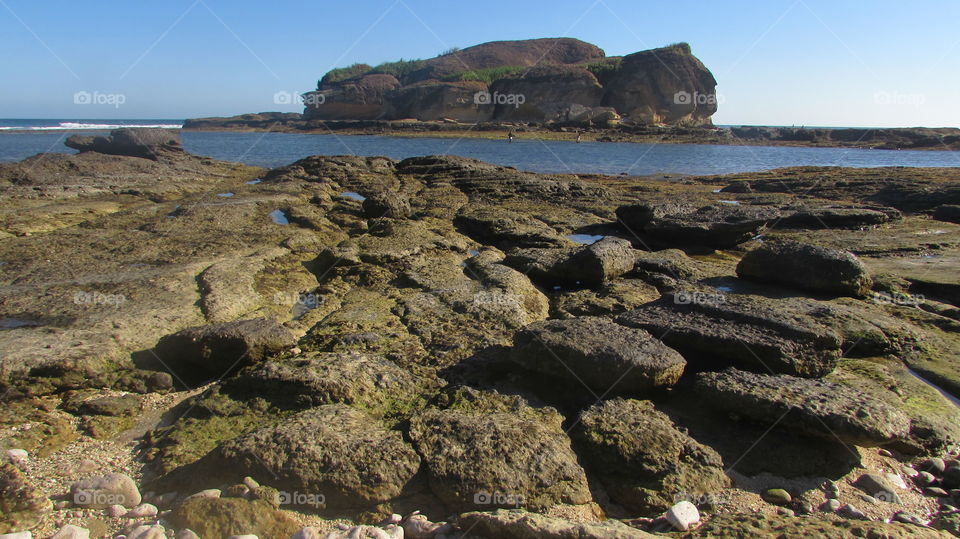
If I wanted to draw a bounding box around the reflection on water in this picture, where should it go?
[566,234,605,245]
[341,191,366,202]
[269,209,289,225]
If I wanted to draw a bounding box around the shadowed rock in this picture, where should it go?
[574,398,729,513]
[615,292,841,377]
[644,205,777,248]
[736,239,873,297]
[65,128,184,160]
[695,368,911,447]
[511,317,685,394]
[503,237,637,287]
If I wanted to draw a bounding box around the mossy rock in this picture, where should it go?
[168,497,299,539]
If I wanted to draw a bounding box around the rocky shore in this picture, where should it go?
[1,129,960,538]
[180,115,960,151]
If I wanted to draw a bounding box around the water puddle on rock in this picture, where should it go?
[166,205,181,218]
[719,200,741,205]
[712,188,723,193]
[908,368,960,408]
[0,318,41,330]
[468,249,481,257]
[269,209,290,225]
[341,191,366,202]
[217,193,234,198]
[566,234,605,245]
[246,179,262,185]
[292,294,322,320]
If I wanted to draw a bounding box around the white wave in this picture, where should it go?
[0,122,183,131]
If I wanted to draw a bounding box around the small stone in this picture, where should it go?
[854,473,903,504]
[885,473,908,490]
[49,525,89,539]
[922,458,947,475]
[761,488,792,505]
[124,503,158,518]
[915,471,937,486]
[174,530,199,539]
[841,504,867,519]
[290,529,321,539]
[902,466,919,478]
[664,500,700,531]
[893,511,928,527]
[776,507,795,517]
[183,488,220,502]
[5,448,28,465]
[940,504,958,513]
[857,493,879,505]
[823,499,841,512]
[242,476,260,490]
[798,502,813,515]
[54,500,71,510]
[126,526,165,539]
[878,448,893,457]
[925,487,950,497]
[107,504,126,517]
[822,480,840,498]
[71,473,141,509]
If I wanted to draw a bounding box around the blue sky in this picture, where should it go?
[1,0,958,127]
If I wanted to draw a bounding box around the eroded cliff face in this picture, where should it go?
[302,39,718,126]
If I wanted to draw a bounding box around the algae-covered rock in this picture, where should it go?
[0,462,51,532]
[737,239,873,297]
[168,497,299,539]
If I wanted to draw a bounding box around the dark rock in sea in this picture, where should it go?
[510,317,685,394]
[933,204,960,224]
[695,368,912,446]
[502,237,637,287]
[65,128,184,160]
[644,204,777,248]
[573,398,729,513]
[615,292,841,377]
[408,389,591,512]
[153,318,296,384]
[217,404,420,509]
[736,239,873,297]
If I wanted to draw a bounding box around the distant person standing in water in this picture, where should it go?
[508,131,515,143]
[576,131,582,143]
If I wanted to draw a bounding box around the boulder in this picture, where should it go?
[510,317,685,394]
[456,509,656,538]
[454,206,567,249]
[408,390,592,512]
[217,404,420,509]
[933,204,960,224]
[70,472,141,509]
[644,205,776,248]
[503,237,637,287]
[695,368,911,446]
[363,191,412,219]
[225,352,420,411]
[615,202,691,232]
[573,399,729,513]
[167,497,299,539]
[154,318,296,384]
[736,240,873,297]
[615,293,841,378]
[65,128,184,160]
[0,463,51,533]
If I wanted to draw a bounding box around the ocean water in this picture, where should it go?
[2,120,959,175]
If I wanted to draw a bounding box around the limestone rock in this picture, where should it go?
[737,239,873,297]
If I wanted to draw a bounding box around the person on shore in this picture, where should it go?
[576,131,582,143]
[508,131,515,143]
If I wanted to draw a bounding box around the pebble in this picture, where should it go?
[822,480,840,498]
[925,487,950,497]
[124,503,158,518]
[776,507,795,517]
[916,471,937,486]
[0,533,32,539]
[902,466,919,478]
[49,525,89,539]
[184,488,221,502]
[841,504,867,519]
[941,504,958,514]
[126,526,165,539]
[107,504,127,517]
[854,473,903,504]
[761,488,792,505]
[922,457,947,475]
[824,499,841,512]
[885,473,908,490]
[797,502,813,515]
[857,493,879,505]
[4,448,28,465]
[893,511,928,527]
[878,448,893,457]
[664,500,700,531]
[242,476,260,490]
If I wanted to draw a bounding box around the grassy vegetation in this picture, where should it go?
[370,58,427,81]
[442,65,528,84]
[320,63,373,87]
[581,57,623,85]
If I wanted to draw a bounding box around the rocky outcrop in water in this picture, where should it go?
[65,128,184,160]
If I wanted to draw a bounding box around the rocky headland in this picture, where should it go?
[1,129,960,537]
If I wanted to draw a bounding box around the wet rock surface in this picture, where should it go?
[1,140,960,536]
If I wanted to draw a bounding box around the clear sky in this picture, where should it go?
[1,0,958,127]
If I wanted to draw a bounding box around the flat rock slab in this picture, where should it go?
[736,239,872,297]
[695,368,911,447]
[644,205,777,248]
[217,404,420,509]
[503,237,637,287]
[574,399,729,513]
[408,390,591,512]
[511,317,685,394]
[615,293,841,378]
